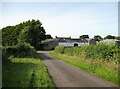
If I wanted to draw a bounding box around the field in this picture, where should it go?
[51,42,119,85]
[3,58,55,88]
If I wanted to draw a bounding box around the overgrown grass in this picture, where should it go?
[3,58,55,88]
[51,52,119,85]
[55,43,119,61]
[53,42,120,85]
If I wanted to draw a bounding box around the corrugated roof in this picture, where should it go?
[41,38,59,43]
[41,37,88,44]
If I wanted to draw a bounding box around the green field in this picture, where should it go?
[51,52,119,85]
[3,58,55,88]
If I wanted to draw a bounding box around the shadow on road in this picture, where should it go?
[37,51,54,60]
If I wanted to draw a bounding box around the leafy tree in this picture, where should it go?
[80,35,89,39]
[46,34,52,39]
[94,35,103,42]
[2,19,50,49]
[2,26,15,46]
[104,35,115,39]
[0,30,2,45]
[19,19,46,49]
[2,23,25,46]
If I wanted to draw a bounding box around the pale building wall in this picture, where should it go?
[58,42,88,47]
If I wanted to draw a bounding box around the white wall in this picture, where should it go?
[58,42,88,47]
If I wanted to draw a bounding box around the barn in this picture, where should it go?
[40,37,89,50]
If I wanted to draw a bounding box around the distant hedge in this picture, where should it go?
[2,43,37,62]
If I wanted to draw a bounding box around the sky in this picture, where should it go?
[0,1,119,38]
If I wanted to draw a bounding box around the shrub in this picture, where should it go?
[54,42,119,61]
[54,46,65,54]
[2,46,16,62]
[15,42,37,58]
[2,42,37,62]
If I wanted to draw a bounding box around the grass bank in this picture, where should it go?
[3,58,55,88]
[51,52,118,85]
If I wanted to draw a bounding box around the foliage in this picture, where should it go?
[104,35,115,39]
[54,42,119,84]
[51,52,118,85]
[15,42,37,58]
[2,43,37,62]
[55,43,119,61]
[79,35,89,39]
[94,35,103,42]
[2,19,52,49]
[2,26,16,46]
[0,30,2,45]
[115,36,120,40]
[19,20,46,49]
[3,58,55,88]
[46,34,53,39]
[54,45,65,54]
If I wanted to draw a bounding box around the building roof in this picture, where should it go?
[58,38,86,42]
[41,37,88,44]
[41,38,59,44]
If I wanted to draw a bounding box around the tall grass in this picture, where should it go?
[53,42,119,85]
[3,58,55,88]
[51,52,118,85]
[55,42,119,62]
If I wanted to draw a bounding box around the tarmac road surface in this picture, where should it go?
[38,51,118,88]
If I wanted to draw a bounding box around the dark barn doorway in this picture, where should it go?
[74,43,78,47]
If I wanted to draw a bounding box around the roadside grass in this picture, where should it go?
[51,52,118,85]
[3,58,55,88]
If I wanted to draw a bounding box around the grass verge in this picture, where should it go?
[51,52,118,85]
[2,58,55,88]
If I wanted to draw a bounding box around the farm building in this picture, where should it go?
[40,36,91,50]
[56,36,88,47]
[40,38,58,50]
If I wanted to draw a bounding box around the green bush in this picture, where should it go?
[54,45,65,54]
[2,46,16,62]
[54,42,119,61]
[2,43,37,62]
[15,42,37,58]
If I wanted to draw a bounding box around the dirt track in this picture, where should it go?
[38,51,118,88]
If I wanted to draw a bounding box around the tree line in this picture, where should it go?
[79,35,120,42]
[1,19,52,49]
[1,19,120,49]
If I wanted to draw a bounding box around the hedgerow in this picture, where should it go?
[2,42,37,62]
[55,42,119,61]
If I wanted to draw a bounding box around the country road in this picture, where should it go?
[38,51,118,88]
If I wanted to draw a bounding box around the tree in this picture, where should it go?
[94,35,103,42]
[19,19,46,49]
[2,19,50,49]
[46,34,52,39]
[2,26,16,46]
[104,35,115,39]
[80,35,89,39]
[0,30,2,45]
[2,22,25,46]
